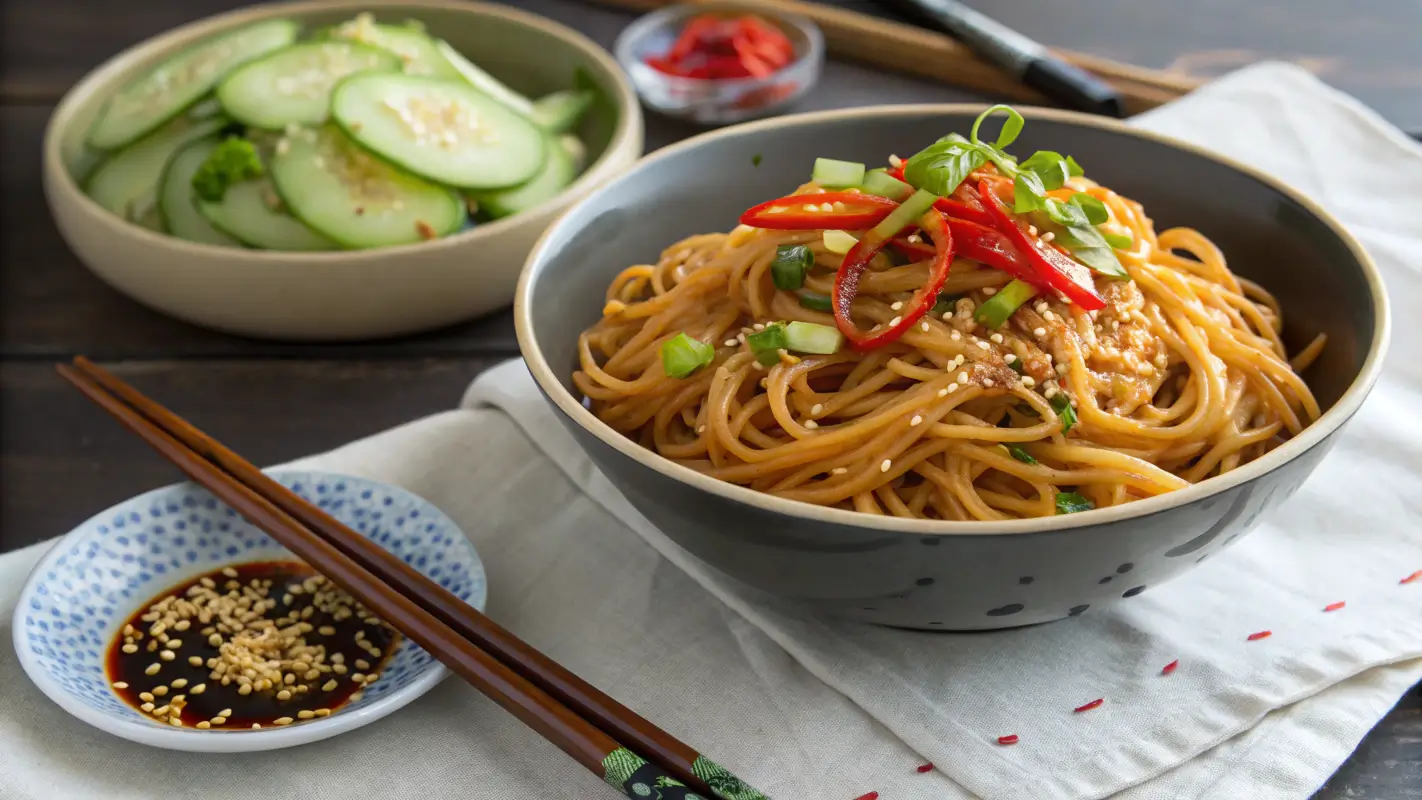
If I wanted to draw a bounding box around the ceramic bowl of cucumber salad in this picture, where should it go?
[43,0,642,340]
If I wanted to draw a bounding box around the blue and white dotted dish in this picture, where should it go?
[13,469,486,753]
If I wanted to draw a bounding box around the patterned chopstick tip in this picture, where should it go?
[1323,601,1346,612]
[1401,570,1422,585]
[915,763,934,773]
[1161,659,1179,675]
[1247,630,1272,641]
[1073,698,1104,713]
[997,734,1019,745]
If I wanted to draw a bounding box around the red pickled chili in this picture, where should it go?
[645,14,796,80]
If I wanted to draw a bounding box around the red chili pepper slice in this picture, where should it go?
[891,217,1039,284]
[833,209,954,350]
[739,191,900,230]
[668,17,717,62]
[976,179,1106,311]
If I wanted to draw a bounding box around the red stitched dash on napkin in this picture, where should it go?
[1323,601,1346,612]
[915,763,934,773]
[1161,659,1179,675]
[852,793,879,800]
[1247,630,1273,641]
[1401,570,1422,585]
[1073,698,1104,712]
[997,734,1019,745]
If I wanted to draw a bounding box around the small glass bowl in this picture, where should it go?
[614,3,824,125]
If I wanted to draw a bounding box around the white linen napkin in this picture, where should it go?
[1,62,1418,800]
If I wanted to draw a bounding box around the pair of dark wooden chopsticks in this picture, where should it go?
[57,356,769,800]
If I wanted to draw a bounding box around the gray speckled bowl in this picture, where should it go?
[515,105,1390,630]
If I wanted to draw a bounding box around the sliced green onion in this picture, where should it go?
[1055,491,1093,514]
[811,158,866,188]
[861,168,912,200]
[784,321,843,355]
[798,293,833,312]
[1008,445,1038,465]
[661,333,714,378]
[869,188,938,240]
[823,230,858,254]
[930,294,962,316]
[747,323,788,366]
[1102,231,1133,249]
[974,279,1038,329]
[771,244,813,290]
[1050,393,1077,433]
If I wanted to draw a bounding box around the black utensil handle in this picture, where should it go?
[1024,58,1125,118]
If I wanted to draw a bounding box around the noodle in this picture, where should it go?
[571,126,1322,521]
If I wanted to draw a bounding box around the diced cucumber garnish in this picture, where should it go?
[330,73,546,190]
[473,133,583,219]
[198,176,336,251]
[434,39,535,117]
[975,279,1038,328]
[784,321,844,354]
[322,13,461,80]
[811,158,866,189]
[861,168,912,200]
[269,125,464,249]
[86,114,229,224]
[216,41,401,129]
[160,137,242,247]
[86,19,299,150]
[870,188,938,239]
[529,89,593,134]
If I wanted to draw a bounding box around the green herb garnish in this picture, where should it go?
[191,137,264,203]
[798,293,833,312]
[1050,393,1077,433]
[1055,491,1093,514]
[752,153,762,167]
[771,244,813,290]
[1008,445,1038,465]
[661,333,714,378]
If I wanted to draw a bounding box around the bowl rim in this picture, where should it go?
[613,0,825,91]
[41,0,643,263]
[515,102,1392,538]
[12,467,485,753]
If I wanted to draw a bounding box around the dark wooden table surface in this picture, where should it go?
[0,0,1416,796]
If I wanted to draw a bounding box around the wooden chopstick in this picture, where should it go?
[66,358,734,798]
[57,359,763,800]
[597,0,1201,114]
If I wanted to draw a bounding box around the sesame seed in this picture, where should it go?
[1004,354,1017,364]
[139,692,155,702]
[890,301,904,311]
[152,705,169,716]
[196,721,211,729]
[942,312,953,321]
[188,656,204,667]
[277,690,292,701]
[990,333,1004,343]
[753,323,765,331]
[921,321,930,332]
[950,330,961,340]
[820,203,834,212]
[159,650,175,661]
[140,703,155,713]
[937,388,949,397]
[122,643,138,654]
[1027,225,1038,236]
[1034,327,1048,337]
[322,679,338,692]
[831,467,848,475]
[880,460,892,473]
[957,371,969,383]
[983,378,995,387]
[1045,386,1059,398]
[238,684,252,696]
[170,678,187,689]
[889,316,902,327]
[889,154,903,167]
[1040,231,1055,242]
[811,403,824,415]
[724,339,738,347]
[982,287,997,296]
[804,420,819,430]
[910,415,923,427]
[1022,376,1036,388]
[802,204,818,212]
[191,683,206,695]
[977,341,991,351]
[315,708,332,717]
[145,663,161,676]
[1043,310,1057,322]
[111,681,128,690]
[252,724,261,730]
[168,717,183,727]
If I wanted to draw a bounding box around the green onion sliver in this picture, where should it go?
[930,294,961,316]
[661,333,714,378]
[1050,392,1077,433]
[784,321,843,355]
[798,293,834,312]
[747,323,788,366]
[870,188,938,241]
[1055,491,1093,514]
[1007,445,1037,465]
[811,157,866,188]
[974,279,1038,329]
[771,244,813,290]
[860,168,912,200]
[1102,231,1134,249]
[823,230,858,254]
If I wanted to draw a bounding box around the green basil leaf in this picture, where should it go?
[1008,445,1038,465]
[1050,393,1077,433]
[1052,219,1130,278]
[1065,155,1085,177]
[1072,193,1109,225]
[1055,491,1094,514]
[1013,172,1048,213]
[971,104,1025,149]
[1071,244,1128,278]
[1102,231,1134,249]
[903,142,988,197]
[1020,150,1070,191]
[1044,198,1087,228]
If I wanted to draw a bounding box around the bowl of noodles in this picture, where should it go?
[514,104,1388,630]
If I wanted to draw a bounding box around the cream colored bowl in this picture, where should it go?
[43,0,642,341]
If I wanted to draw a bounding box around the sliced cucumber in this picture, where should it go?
[86,114,228,224]
[187,95,225,120]
[198,177,336,251]
[86,19,299,150]
[321,13,461,80]
[529,90,593,134]
[434,39,535,117]
[160,137,242,246]
[216,41,401,129]
[270,125,464,249]
[474,133,584,219]
[331,73,545,190]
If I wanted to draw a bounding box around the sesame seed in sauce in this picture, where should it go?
[880,460,892,473]
[982,287,997,296]
[889,316,902,327]
[1033,327,1048,337]
[1022,376,1036,388]
[804,420,819,430]
[990,333,1004,344]
[921,321,930,332]
[890,301,904,311]
[1004,354,1017,364]
[910,415,923,427]
[1040,231,1055,242]
[831,467,848,475]
[977,341,991,351]
[947,383,960,393]
[724,339,738,347]
[811,403,824,415]
[145,663,161,676]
